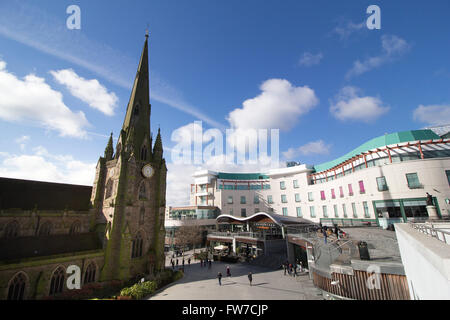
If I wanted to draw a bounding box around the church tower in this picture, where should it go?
[90,33,167,282]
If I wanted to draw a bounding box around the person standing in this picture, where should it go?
[248,272,253,286]
[176,259,179,266]
[323,228,328,244]
[217,272,222,286]
[188,258,191,266]
[226,266,231,277]
[293,263,298,277]
[283,263,287,276]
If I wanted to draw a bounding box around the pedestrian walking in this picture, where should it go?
[171,260,175,270]
[299,261,303,273]
[293,263,298,277]
[182,258,185,267]
[176,259,179,266]
[226,266,231,277]
[248,272,253,286]
[323,228,328,244]
[217,272,222,286]
[188,258,191,266]
[283,263,287,276]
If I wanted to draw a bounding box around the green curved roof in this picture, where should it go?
[217,172,269,180]
[313,130,440,173]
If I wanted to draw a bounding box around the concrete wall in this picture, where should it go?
[395,223,450,300]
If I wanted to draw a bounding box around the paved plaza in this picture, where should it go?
[149,252,323,300]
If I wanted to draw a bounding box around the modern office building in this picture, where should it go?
[191,129,450,228]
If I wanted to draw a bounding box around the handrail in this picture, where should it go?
[409,222,450,244]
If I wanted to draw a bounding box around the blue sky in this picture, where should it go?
[0,0,449,205]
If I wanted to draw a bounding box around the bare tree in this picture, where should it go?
[175,224,204,257]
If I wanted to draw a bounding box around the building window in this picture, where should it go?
[229,209,233,215]
[282,207,288,216]
[38,222,52,236]
[7,273,26,300]
[293,180,299,188]
[342,204,347,218]
[49,267,65,295]
[308,192,314,201]
[331,189,336,199]
[296,207,302,217]
[139,182,146,200]
[240,196,246,204]
[254,196,260,204]
[69,221,81,235]
[295,193,301,202]
[323,205,328,218]
[363,201,370,218]
[348,184,354,196]
[4,220,19,239]
[132,233,143,258]
[241,208,247,217]
[267,195,273,204]
[140,146,147,161]
[339,186,344,198]
[84,263,96,284]
[227,196,233,204]
[406,173,422,189]
[320,191,326,200]
[281,195,288,203]
[334,204,339,218]
[358,181,365,194]
[280,181,286,190]
[309,206,316,218]
[352,203,357,218]
[376,176,388,191]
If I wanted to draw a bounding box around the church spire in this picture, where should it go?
[104,132,114,161]
[153,127,163,161]
[120,33,151,158]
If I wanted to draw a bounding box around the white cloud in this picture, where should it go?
[227,79,319,131]
[282,140,331,160]
[0,59,90,138]
[50,69,118,116]
[330,86,389,122]
[0,146,96,185]
[346,35,410,79]
[299,52,323,67]
[413,104,450,126]
[333,21,365,40]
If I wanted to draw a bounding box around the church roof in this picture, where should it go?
[0,177,92,211]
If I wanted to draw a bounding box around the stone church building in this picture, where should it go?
[0,34,167,300]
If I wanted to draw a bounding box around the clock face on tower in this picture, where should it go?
[141,164,154,178]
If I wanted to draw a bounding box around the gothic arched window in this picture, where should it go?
[69,221,81,235]
[131,232,143,258]
[105,179,113,199]
[38,222,52,236]
[83,262,96,284]
[49,267,65,295]
[4,220,19,239]
[138,182,146,200]
[140,146,147,161]
[7,272,27,300]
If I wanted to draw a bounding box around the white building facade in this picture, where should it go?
[190,130,450,227]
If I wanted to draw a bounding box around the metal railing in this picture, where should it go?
[207,231,283,240]
[409,222,450,244]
